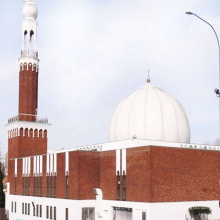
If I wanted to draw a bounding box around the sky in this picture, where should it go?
[0,0,220,157]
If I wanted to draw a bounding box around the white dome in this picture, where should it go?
[109,82,190,143]
[23,1,38,20]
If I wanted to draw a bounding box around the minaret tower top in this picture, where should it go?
[21,0,38,58]
[23,0,38,20]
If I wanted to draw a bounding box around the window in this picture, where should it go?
[40,205,42,217]
[22,177,24,195]
[116,171,120,200]
[33,206,35,216]
[36,177,39,196]
[28,177,30,196]
[28,203,30,215]
[47,176,49,197]
[82,208,95,220]
[122,171,126,201]
[22,203,24,214]
[66,208,68,220]
[54,207,56,220]
[142,212,146,220]
[14,177,17,195]
[46,206,49,219]
[50,206,52,219]
[22,177,29,196]
[37,204,39,217]
[34,177,36,196]
[25,203,27,215]
[50,176,52,197]
[65,176,69,198]
[11,202,13,212]
[40,177,42,196]
[15,202,16,213]
[54,176,57,198]
[113,207,132,220]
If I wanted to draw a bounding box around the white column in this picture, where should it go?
[40,155,43,176]
[122,149,126,175]
[14,159,17,177]
[53,154,57,175]
[33,156,36,176]
[65,152,69,175]
[46,154,50,175]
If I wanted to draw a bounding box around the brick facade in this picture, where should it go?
[19,63,38,121]
[7,146,220,203]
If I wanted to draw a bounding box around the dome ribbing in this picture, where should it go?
[109,82,190,143]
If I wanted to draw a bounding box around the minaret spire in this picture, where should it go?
[21,0,38,57]
[19,0,39,121]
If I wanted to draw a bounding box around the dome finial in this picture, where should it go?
[146,69,151,83]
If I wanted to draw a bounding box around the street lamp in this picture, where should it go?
[185,11,220,145]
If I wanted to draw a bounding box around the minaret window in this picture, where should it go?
[24,30,28,46]
[29,30,35,52]
[23,30,35,56]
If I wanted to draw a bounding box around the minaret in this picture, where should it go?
[6,0,50,195]
[19,0,39,121]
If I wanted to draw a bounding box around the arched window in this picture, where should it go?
[30,30,35,51]
[24,30,28,51]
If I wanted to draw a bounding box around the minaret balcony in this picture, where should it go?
[8,114,48,124]
[21,49,38,58]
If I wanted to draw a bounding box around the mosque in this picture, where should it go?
[4,0,220,220]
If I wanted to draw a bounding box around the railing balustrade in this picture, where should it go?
[8,114,48,124]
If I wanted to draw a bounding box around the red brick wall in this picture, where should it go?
[7,159,14,195]
[69,151,79,199]
[125,146,220,203]
[8,129,47,159]
[100,150,116,200]
[17,128,47,158]
[78,151,100,200]
[150,146,220,202]
[7,145,220,204]
[126,147,151,202]
[56,153,65,198]
[16,159,22,195]
[19,63,38,121]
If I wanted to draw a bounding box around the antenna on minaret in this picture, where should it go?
[146,69,151,83]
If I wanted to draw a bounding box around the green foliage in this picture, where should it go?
[0,162,5,208]
[189,206,212,220]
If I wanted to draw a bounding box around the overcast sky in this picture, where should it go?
[0,0,220,156]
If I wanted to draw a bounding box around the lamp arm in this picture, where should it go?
[192,13,220,51]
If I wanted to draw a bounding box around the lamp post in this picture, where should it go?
[185,11,220,145]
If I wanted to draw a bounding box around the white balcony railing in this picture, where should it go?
[21,49,38,58]
[8,114,48,124]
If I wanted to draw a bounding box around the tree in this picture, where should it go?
[0,162,5,208]
[189,206,212,220]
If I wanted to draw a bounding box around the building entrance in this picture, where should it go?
[113,207,132,220]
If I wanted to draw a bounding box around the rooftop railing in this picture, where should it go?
[21,49,38,58]
[8,114,48,124]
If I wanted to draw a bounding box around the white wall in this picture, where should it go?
[6,194,95,220]
[5,192,220,220]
